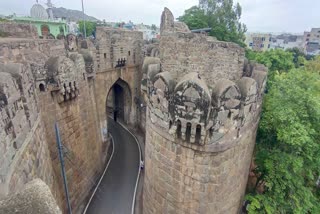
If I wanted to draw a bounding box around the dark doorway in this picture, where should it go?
[113,83,125,121]
[106,79,132,124]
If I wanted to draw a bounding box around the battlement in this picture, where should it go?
[143,8,267,151]
[95,27,143,71]
[144,58,267,150]
[143,8,268,214]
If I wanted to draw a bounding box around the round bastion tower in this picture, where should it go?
[142,8,268,214]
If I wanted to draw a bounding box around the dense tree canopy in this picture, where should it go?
[178,0,247,46]
[245,49,320,213]
[78,21,96,37]
[247,68,320,213]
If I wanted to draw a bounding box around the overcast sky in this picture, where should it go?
[0,0,319,33]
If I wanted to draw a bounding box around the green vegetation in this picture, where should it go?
[245,49,320,213]
[78,21,96,37]
[178,0,247,46]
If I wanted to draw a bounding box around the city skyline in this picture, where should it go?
[0,0,319,33]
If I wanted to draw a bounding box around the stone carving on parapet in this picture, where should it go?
[143,7,268,153]
[65,34,78,52]
[44,54,84,103]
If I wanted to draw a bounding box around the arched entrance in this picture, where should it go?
[106,79,132,123]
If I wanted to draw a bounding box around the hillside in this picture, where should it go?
[51,7,99,22]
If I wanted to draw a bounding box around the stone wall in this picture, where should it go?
[0,23,144,213]
[95,27,143,72]
[142,8,268,214]
[144,117,258,213]
[160,32,245,86]
[0,179,61,214]
[0,32,109,212]
[0,22,38,39]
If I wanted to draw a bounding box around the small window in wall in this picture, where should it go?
[249,42,253,47]
[13,141,17,150]
[39,83,45,92]
[176,120,182,139]
[209,128,213,138]
[104,53,107,58]
[120,47,123,53]
[195,125,201,144]
[186,123,191,143]
[169,120,172,129]
[128,51,131,56]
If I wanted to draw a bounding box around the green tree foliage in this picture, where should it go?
[287,47,307,68]
[246,49,295,90]
[305,56,320,74]
[246,49,295,73]
[78,21,96,37]
[177,6,208,30]
[178,0,247,46]
[246,68,320,213]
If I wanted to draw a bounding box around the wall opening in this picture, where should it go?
[176,120,182,139]
[186,122,192,143]
[169,120,172,129]
[106,79,132,123]
[128,51,131,56]
[104,53,107,58]
[41,25,50,37]
[209,127,213,138]
[39,83,45,92]
[195,125,201,144]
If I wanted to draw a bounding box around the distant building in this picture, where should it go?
[245,33,272,51]
[303,28,320,55]
[135,24,159,41]
[13,17,67,38]
[12,1,68,38]
[67,21,79,34]
[270,34,304,51]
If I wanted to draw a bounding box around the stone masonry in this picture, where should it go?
[142,8,268,214]
[0,23,143,213]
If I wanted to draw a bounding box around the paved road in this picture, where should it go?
[86,119,140,214]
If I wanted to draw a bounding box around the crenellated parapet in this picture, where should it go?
[143,8,268,214]
[144,59,267,149]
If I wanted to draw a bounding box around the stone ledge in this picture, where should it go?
[0,179,61,214]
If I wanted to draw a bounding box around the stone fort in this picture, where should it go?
[0,8,267,214]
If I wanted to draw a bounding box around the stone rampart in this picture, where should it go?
[0,22,38,39]
[142,8,267,214]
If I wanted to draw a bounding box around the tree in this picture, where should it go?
[78,21,96,37]
[305,55,320,74]
[246,68,320,213]
[151,24,157,31]
[178,0,247,46]
[177,6,208,30]
[287,47,307,68]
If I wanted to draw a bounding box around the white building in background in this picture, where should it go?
[303,28,320,55]
[270,34,304,51]
[67,21,79,34]
[135,24,159,41]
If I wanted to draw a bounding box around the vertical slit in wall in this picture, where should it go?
[186,122,191,143]
[195,124,201,144]
[176,120,182,139]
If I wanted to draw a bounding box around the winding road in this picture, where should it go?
[85,119,140,214]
